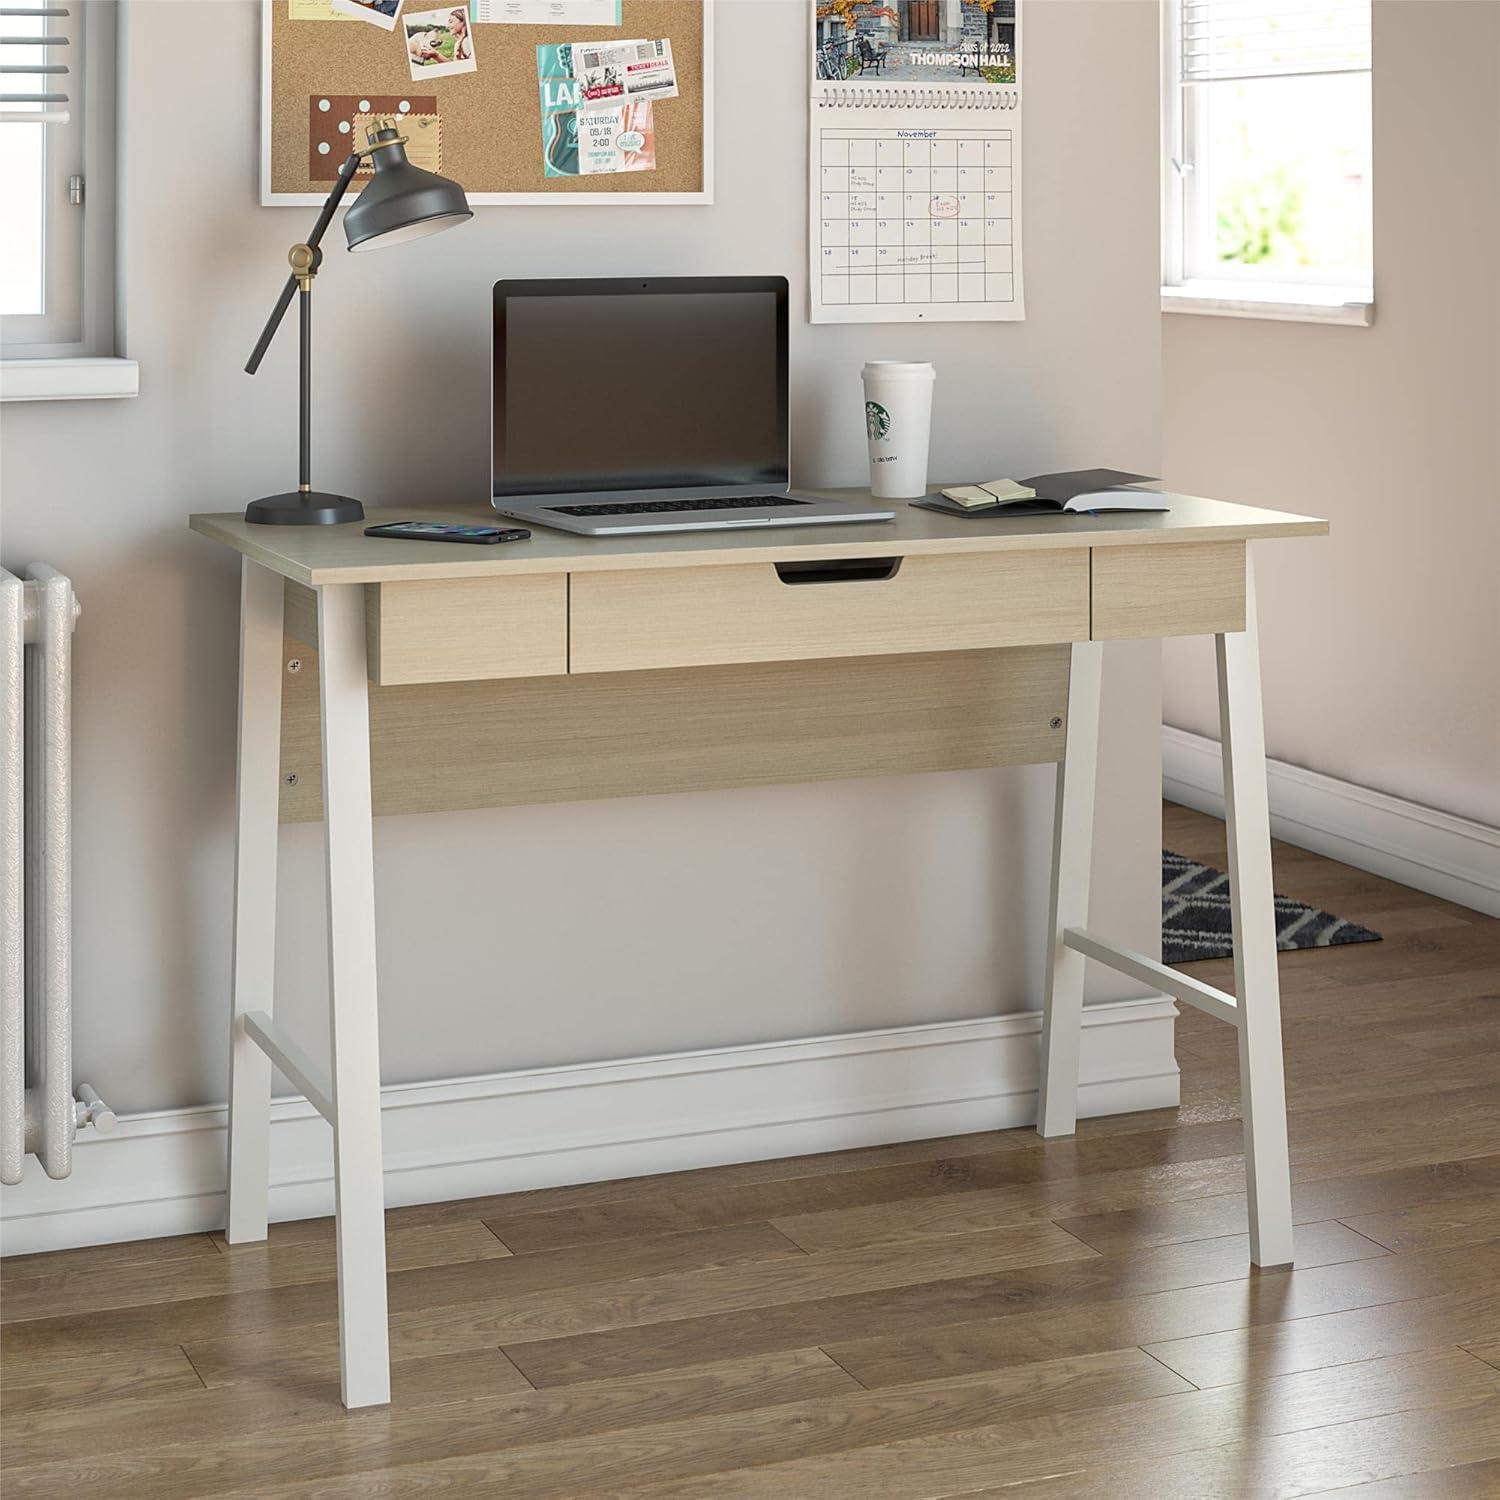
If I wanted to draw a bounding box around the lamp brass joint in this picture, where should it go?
[360,115,409,155]
[288,242,320,292]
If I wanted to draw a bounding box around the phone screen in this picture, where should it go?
[388,523,499,537]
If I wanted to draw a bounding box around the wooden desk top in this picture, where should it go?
[190,488,1328,587]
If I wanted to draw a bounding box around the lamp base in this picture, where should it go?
[245,491,364,526]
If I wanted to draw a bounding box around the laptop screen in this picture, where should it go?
[492,278,789,499]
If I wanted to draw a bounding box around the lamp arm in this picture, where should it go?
[244,151,362,375]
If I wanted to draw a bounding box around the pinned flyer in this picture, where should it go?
[404,4,478,78]
[574,37,677,110]
[330,0,403,29]
[537,43,655,176]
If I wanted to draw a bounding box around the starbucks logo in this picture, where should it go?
[865,400,891,442]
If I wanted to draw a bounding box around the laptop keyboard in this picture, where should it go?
[545,497,812,517]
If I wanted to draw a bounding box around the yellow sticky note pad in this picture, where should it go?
[290,0,354,19]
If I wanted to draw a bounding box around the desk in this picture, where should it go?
[191,489,1327,1408]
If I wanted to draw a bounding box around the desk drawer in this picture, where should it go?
[568,550,1090,674]
[369,576,567,684]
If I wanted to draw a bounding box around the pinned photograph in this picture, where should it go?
[330,0,403,30]
[404,5,478,79]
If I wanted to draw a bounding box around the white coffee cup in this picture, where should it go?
[861,361,936,500]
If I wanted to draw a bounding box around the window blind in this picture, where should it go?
[0,4,70,124]
[1180,0,1371,85]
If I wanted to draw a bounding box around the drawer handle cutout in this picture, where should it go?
[775,557,903,586]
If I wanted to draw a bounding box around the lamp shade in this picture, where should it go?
[343,126,472,252]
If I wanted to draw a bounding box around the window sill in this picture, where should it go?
[1162,283,1374,327]
[0,357,140,403]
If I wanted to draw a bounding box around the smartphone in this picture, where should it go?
[364,521,531,545]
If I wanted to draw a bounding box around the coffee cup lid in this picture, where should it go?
[861,361,936,380]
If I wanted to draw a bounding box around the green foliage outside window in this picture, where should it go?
[1215,122,1310,268]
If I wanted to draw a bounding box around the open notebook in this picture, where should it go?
[914,469,1170,519]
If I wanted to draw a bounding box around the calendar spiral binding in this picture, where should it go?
[815,85,1019,110]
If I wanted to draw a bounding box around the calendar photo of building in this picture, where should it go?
[814,1,1018,85]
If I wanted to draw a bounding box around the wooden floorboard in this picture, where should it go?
[2,801,1497,1496]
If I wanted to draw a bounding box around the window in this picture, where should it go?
[1,0,132,395]
[1162,0,1373,322]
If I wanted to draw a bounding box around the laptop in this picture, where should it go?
[491,276,895,536]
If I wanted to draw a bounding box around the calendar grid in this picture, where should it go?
[817,127,1015,310]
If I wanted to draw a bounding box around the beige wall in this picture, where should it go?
[1162,0,1500,827]
[0,0,1164,1114]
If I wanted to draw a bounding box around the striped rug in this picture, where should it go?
[1163,849,1382,966]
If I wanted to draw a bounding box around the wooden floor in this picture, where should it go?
[4,802,1500,1497]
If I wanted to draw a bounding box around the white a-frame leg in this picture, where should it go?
[1036,550,1294,1268]
[227,560,285,1245]
[1217,555,1293,1266]
[225,566,391,1407]
[317,582,391,1407]
[1037,640,1103,1140]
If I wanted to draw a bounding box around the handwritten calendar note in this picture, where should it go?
[807,2,1024,324]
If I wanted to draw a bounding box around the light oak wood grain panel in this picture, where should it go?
[1091,539,1246,639]
[190,493,1328,587]
[569,551,1089,673]
[276,642,1070,821]
[283,577,567,684]
[281,578,318,650]
[369,575,567,684]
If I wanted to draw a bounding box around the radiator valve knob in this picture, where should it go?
[75,1084,117,1135]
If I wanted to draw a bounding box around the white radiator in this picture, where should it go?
[1,565,113,1186]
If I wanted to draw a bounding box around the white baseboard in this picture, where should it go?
[0,998,1178,1257]
[1163,725,1500,918]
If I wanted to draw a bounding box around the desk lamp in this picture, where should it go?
[243,119,472,525]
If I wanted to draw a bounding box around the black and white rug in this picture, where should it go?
[1163,850,1382,966]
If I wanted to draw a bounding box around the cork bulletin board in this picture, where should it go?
[260,0,712,205]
